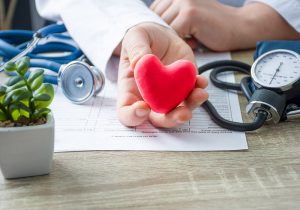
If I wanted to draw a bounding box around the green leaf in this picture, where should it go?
[20,109,30,119]
[16,57,30,75]
[5,75,22,86]
[33,93,51,101]
[11,91,24,102]
[30,74,44,91]
[0,85,6,97]
[3,92,13,106]
[10,101,31,113]
[0,111,7,121]
[3,87,27,106]
[28,69,44,84]
[32,108,50,120]
[12,90,31,102]
[9,104,21,121]
[9,102,32,121]
[34,83,54,108]
[3,62,17,72]
[6,80,26,92]
[0,95,4,104]
[20,99,29,107]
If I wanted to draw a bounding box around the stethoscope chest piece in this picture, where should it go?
[58,61,105,104]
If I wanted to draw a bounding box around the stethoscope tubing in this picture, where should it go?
[4,58,60,84]
[0,34,82,63]
[198,60,270,131]
[36,24,67,38]
[0,24,83,84]
[198,60,251,90]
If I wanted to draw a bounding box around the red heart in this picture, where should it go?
[134,54,197,113]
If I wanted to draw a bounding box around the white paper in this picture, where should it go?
[50,51,247,152]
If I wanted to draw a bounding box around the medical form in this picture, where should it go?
[50,52,248,152]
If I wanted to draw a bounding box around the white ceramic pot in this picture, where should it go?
[0,113,54,179]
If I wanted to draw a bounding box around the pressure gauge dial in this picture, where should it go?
[251,49,300,91]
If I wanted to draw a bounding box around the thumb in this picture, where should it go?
[122,25,152,69]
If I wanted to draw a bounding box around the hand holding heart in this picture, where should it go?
[118,23,208,128]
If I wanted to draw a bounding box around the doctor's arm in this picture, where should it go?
[151,0,300,51]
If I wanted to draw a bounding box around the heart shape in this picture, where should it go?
[134,54,197,113]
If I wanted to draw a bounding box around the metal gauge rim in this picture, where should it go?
[58,61,96,104]
[251,49,300,92]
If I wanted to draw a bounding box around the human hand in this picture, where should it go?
[118,23,208,128]
[151,0,300,51]
[151,0,240,51]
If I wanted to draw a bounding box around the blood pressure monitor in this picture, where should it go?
[251,49,300,92]
[200,47,300,131]
[247,49,300,123]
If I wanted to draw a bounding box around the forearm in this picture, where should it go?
[191,1,300,51]
[235,2,300,49]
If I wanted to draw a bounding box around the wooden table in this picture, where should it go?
[1,51,299,210]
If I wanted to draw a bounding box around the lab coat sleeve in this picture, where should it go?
[35,0,170,72]
[245,0,300,33]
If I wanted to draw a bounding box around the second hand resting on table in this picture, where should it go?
[117,23,208,128]
[151,0,300,51]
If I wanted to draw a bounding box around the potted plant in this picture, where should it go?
[0,57,55,179]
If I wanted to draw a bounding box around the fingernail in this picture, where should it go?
[136,109,149,117]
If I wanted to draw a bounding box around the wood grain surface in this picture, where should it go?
[0,51,299,210]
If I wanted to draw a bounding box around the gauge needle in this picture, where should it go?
[269,62,283,85]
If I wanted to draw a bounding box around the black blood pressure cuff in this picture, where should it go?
[254,40,300,60]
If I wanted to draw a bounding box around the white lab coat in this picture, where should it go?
[35,0,300,73]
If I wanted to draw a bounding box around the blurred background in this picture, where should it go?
[0,0,44,30]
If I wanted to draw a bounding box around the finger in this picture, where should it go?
[159,33,196,65]
[151,0,172,16]
[185,88,209,110]
[122,26,152,69]
[149,106,192,128]
[160,3,179,24]
[185,38,199,50]
[195,75,208,89]
[150,0,160,10]
[169,15,190,38]
[118,100,151,127]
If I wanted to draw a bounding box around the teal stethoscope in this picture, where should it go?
[0,23,105,104]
